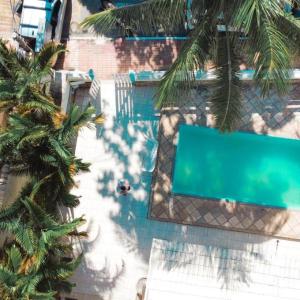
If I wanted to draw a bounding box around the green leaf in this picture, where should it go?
[6,245,22,273]
[81,0,186,36]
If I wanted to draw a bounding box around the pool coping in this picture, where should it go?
[148,87,300,240]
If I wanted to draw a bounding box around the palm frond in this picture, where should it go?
[40,278,74,295]
[81,0,186,35]
[0,200,23,220]
[58,105,94,143]
[93,113,105,125]
[60,193,80,208]
[234,0,292,96]
[42,217,86,244]
[34,42,66,70]
[0,39,18,79]
[274,12,300,56]
[21,197,57,229]
[43,254,82,280]
[6,245,22,273]
[0,220,35,254]
[29,291,56,300]
[210,33,242,132]
[0,265,16,289]
[156,20,213,107]
[17,128,49,148]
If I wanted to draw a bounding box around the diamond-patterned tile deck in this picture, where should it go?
[149,83,300,240]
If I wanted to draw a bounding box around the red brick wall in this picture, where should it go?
[58,38,184,79]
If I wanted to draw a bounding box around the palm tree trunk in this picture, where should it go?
[0,165,9,207]
[0,112,7,128]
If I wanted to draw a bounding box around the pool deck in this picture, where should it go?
[150,83,300,240]
[68,79,300,300]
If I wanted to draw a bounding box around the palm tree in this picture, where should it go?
[0,245,56,300]
[0,103,94,296]
[0,180,85,299]
[0,105,95,211]
[81,0,300,131]
[0,39,64,117]
[0,38,96,299]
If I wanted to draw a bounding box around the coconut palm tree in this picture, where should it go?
[0,39,64,117]
[81,0,300,131]
[0,180,85,299]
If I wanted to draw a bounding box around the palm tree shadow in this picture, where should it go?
[240,83,300,132]
[149,239,269,294]
[92,80,160,263]
[213,246,265,290]
[73,256,126,295]
[71,219,126,295]
[113,38,182,74]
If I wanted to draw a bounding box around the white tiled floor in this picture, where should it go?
[146,239,300,300]
[69,80,300,300]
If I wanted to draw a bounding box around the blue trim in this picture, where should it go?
[88,69,95,81]
[20,23,39,29]
[129,70,136,83]
[23,5,52,11]
[129,69,300,83]
[124,36,188,41]
[124,36,247,41]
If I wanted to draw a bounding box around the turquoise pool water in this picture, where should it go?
[172,125,300,209]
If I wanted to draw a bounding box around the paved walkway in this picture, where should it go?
[59,37,183,79]
[56,0,184,79]
[150,83,300,240]
[69,80,300,300]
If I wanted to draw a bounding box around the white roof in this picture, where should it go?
[145,239,300,300]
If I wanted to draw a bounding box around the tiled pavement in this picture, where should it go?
[146,239,300,300]
[150,83,300,240]
[56,0,185,79]
[58,37,184,80]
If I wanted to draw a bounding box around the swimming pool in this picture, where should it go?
[172,125,300,209]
